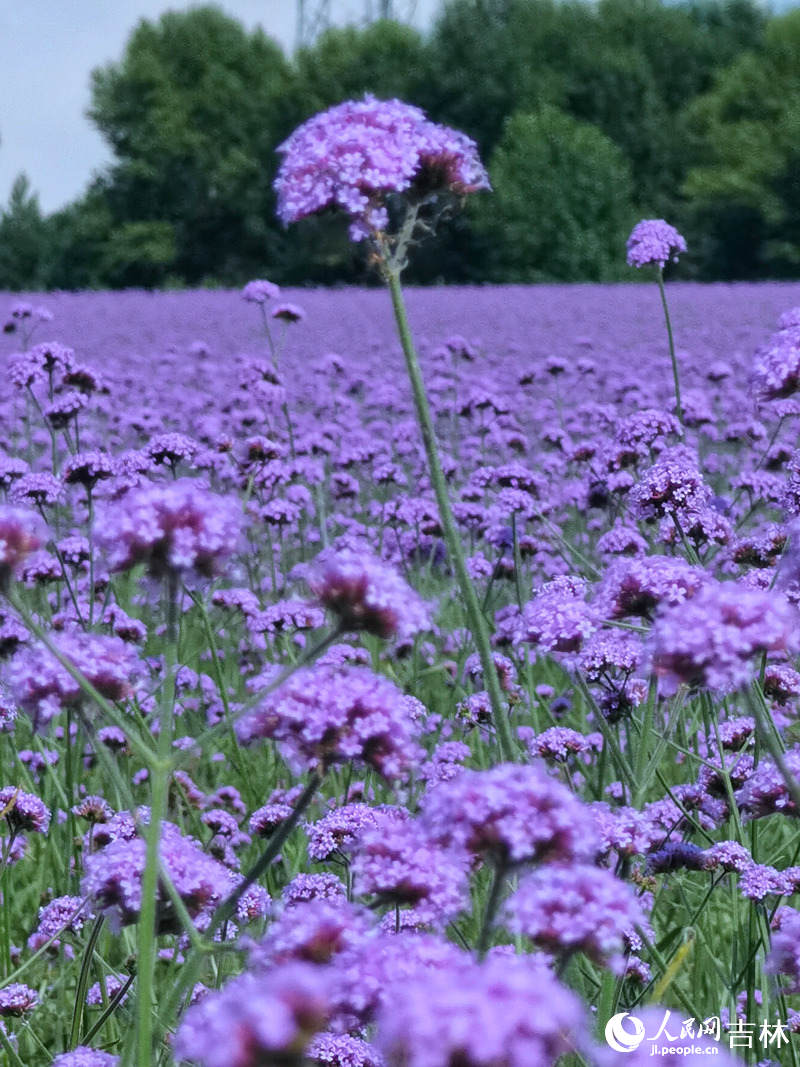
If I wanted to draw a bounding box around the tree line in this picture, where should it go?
[1,0,798,290]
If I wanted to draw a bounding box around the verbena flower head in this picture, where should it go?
[420,763,597,866]
[0,786,50,834]
[505,863,643,964]
[352,815,470,925]
[81,819,251,933]
[275,95,490,241]
[7,632,141,729]
[237,665,423,780]
[0,505,46,587]
[241,279,280,304]
[766,906,800,992]
[249,898,370,966]
[626,219,687,270]
[307,547,430,640]
[0,982,39,1016]
[95,479,242,578]
[50,1049,120,1067]
[173,962,330,1067]
[648,581,799,695]
[307,1032,383,1067]
[374,953,588,1066]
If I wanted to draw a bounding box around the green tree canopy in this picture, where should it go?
[87,5,294,284]
[0,174,48,290]
[684,10,800,277]
[472,107,636,282]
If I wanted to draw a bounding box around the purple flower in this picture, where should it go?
[10,472,62,508]
[28,895,88,953]
[767,906,800,991]
[274,95,489,241]
[629,448,711,522]
[626,219,687,269]
[81,819,243,933]
[524,727,602,763]
[173,962,330,1067]
[736,748,800,819]
[238,666,423,780]
[331,931,466,1030]
[306,803,384,861]
[646,841,707,873]
[50,1049,120,1067]
[272,302,306,323]
[307,548,430,640]
[374,953,588,1067]
[648,581,799,694]
[352,815,470,925]
[249,898,370,965]
[420,763,597,866]
[0,983,38,1016]
[86,973,129,1006]
[307,1033,384,1067]
[94,478,242,578]
[7,632,141,728]
[0,786,50,834]
[241,279,280,303]
[517,576,596,653]
[0,505,46,586]
[282,873,347,906]
[593,556,707,620]
[63,450,115,488]
[505,863,643,964]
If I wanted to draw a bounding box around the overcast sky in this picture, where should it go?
[0,1,793,214]
[0,1,438,213]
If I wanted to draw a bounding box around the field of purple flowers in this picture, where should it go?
[2,273,800,1067]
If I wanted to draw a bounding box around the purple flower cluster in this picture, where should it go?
[648,580,799,694]
[95,479,241,578]
[238,665,423,779]
[626,219,687,269]
[307,548,430,640]
[275,95,489,241]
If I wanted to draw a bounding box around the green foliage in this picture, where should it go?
[473,107,636,282]
[86,4,295,285]
[0,174,48,290]
[293,20,428,112]
[0,0,781,288]
[684,10,800,278]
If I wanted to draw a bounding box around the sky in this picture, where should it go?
[0,0,438,213]
[0,0,794,214]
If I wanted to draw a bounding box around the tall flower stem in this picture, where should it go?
[135,572,178,1067]
[656,268,682,425]
[385,267,515,763]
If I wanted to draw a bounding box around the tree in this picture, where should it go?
[472,108,636,282]
[683,10,800,278]
[0,174,48,290]
[87,5,295,285]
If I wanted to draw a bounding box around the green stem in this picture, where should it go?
[135,573,178,1067]
[385,268,515,762]
[69,915,104,1048]
[477,861,507,957]
[656,268,682,425]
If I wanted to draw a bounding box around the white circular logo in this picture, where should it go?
[604,1012,646,1053]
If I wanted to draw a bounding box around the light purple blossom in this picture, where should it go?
[307,548,430,640]
[275,95,489,241]
[95,478,242,577]
[238,665,423,780]
[626,219,687,269]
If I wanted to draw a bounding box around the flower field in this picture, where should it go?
[2,275,800,1067]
